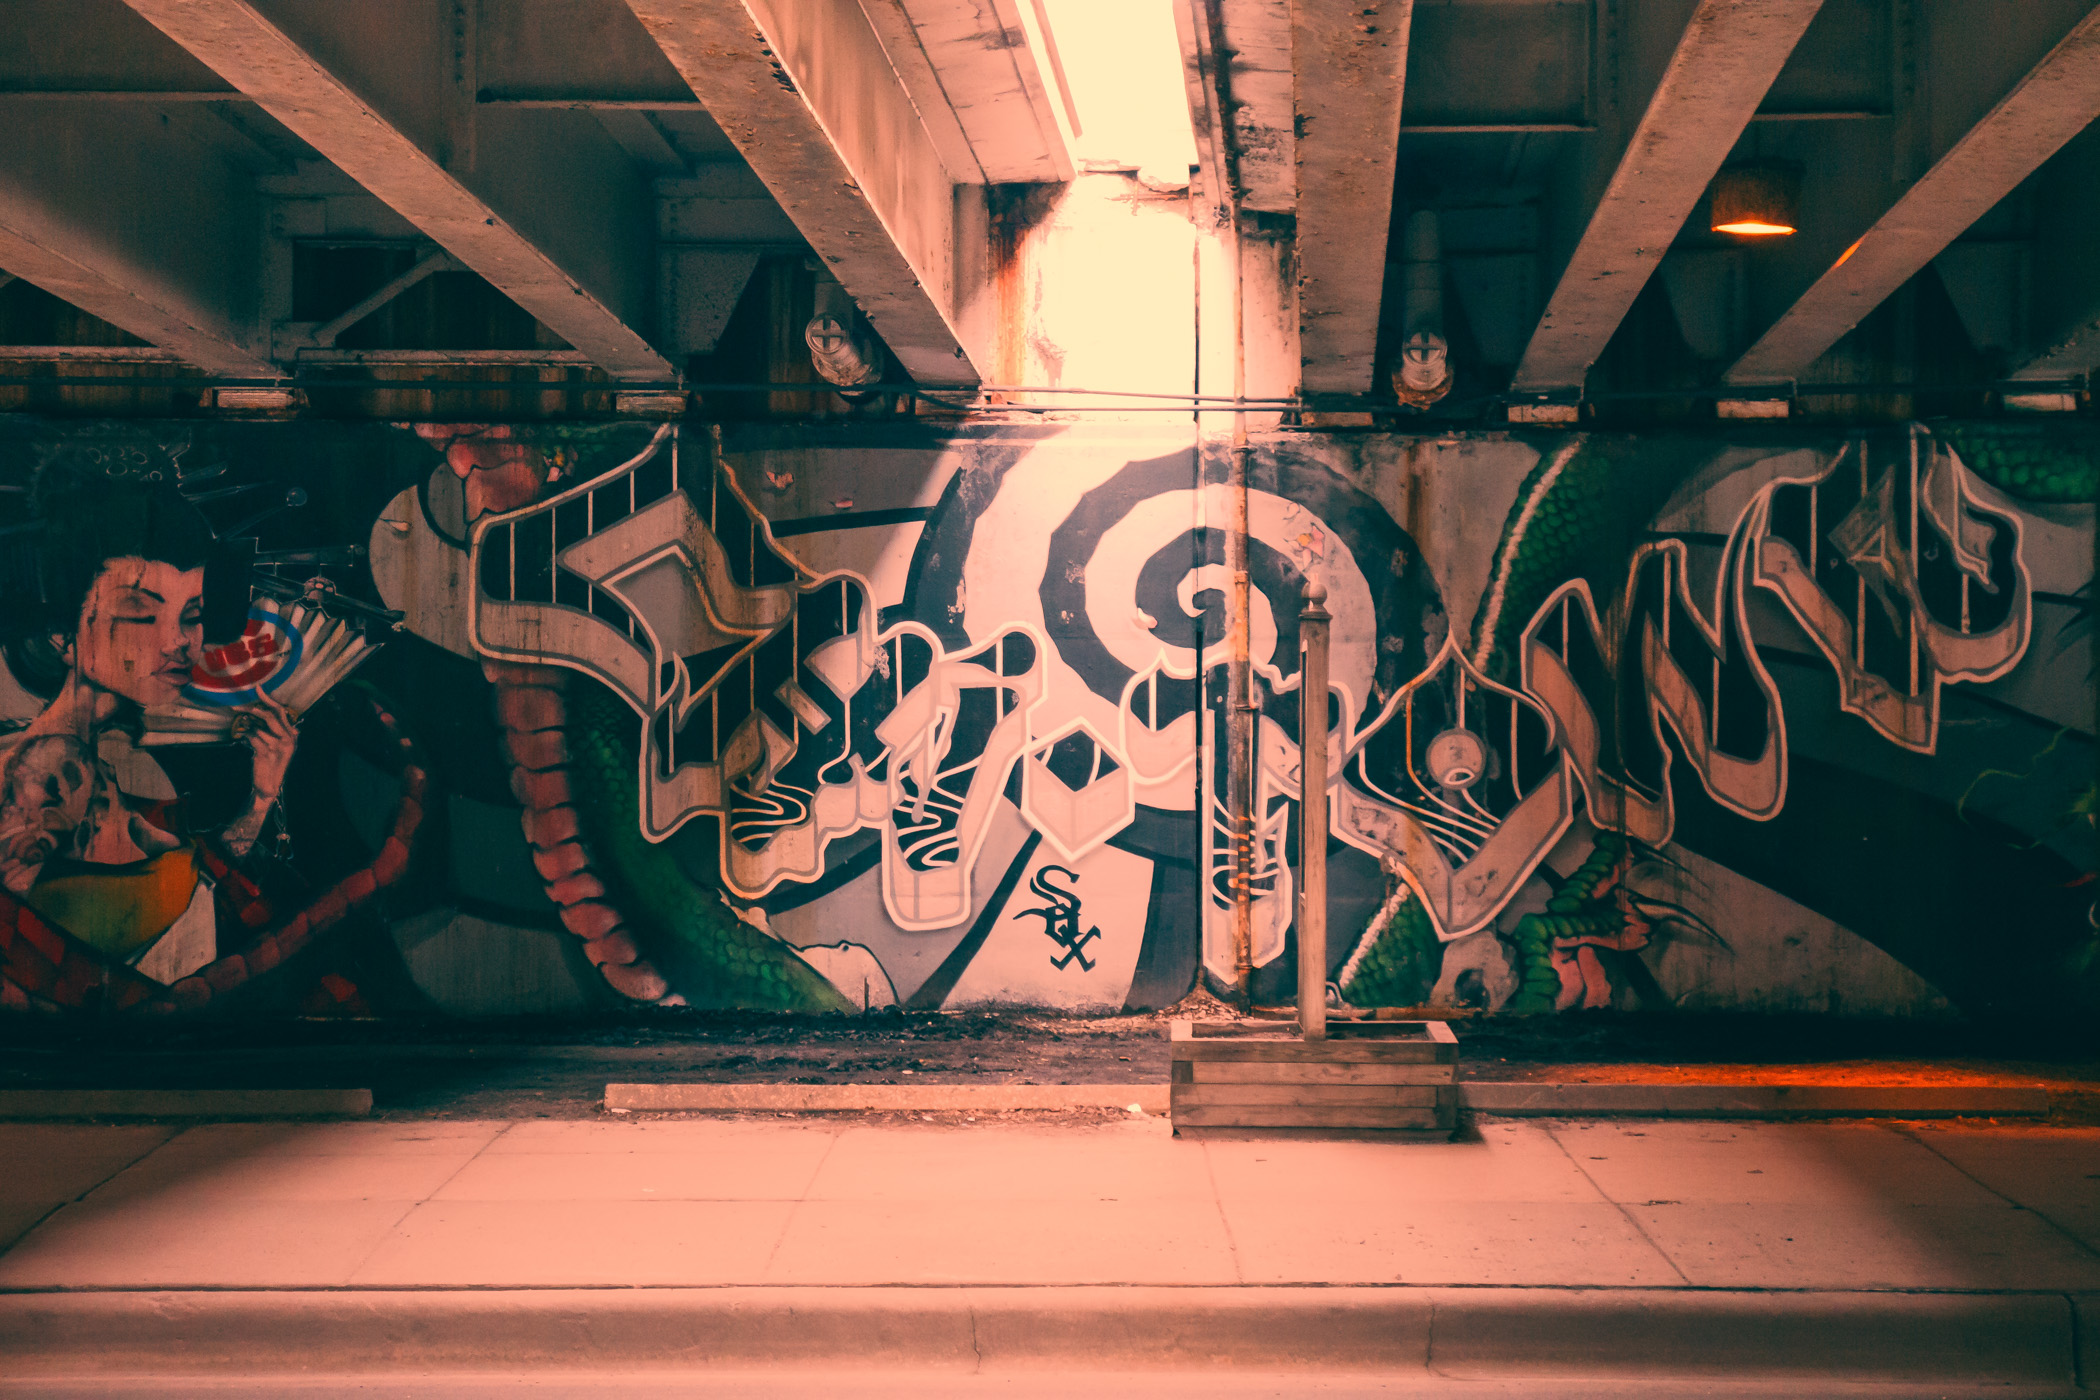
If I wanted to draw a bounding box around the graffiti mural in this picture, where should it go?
[0,442,415,1014]
[0,416,2092,1022]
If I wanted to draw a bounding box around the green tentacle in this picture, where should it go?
[1338,886,1442,1008]
[1471,435,1719,682]
[567,683,852,1014]
[1937,421,2100,505]
[1503,833,1629,1014]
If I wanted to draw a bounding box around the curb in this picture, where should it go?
[602,1081,2050,1118]
[1459,1083,2053,1118]
[0,1089,373,1119]
[605,1083,1168,1112]
[0,1287,2082,1386]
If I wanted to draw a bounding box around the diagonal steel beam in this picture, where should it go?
[1173,0,1233,223]
[120,0,674,381]
[0,228,276,377]
[0,107,277,376]
[881,0,1074,185]
[2010,308,2100,383]
[1511,0,1824,394]
[1727,5,2100,388]
[1294,0,1415,397]
[626,0,982,386]
[309,250,462,350]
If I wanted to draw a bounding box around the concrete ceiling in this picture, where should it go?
[1184,0,2100,411]
[1432,0,2100,410]
[3,0,2098,412]
[0,0,1076,387]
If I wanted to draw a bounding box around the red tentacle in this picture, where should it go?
[484,660,671,1003]
[142,689,429,1014]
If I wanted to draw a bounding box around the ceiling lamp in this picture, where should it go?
[1711,161,1802,237]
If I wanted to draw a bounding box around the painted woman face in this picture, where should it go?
[70,558,206,709]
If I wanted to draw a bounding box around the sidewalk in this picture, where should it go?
[2,1113,2096,1389]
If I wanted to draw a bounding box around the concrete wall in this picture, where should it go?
[0,415,2092,1024]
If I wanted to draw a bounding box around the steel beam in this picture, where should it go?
[1294,0,1414,396]
[626,0,982,385]
[1174,0,1233,221]
[873,0,1075,185]
[1220,0,1295,214]
[0,107,276,375]
[1727,6,2100,387]
[2010,306,2100,382]
[120,0,674,381]
[1510,0,1824,394]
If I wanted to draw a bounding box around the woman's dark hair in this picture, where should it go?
[1,474,220,695]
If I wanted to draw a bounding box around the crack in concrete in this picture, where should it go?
[1196,1139,1246,1284]
[757,1125,842,1281]
[2070,1289,2087,1392]
[1541,1122,1691,1285]
[338,1122,512,1284]
[1892,1124,2100,1263]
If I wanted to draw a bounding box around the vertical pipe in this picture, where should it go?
[1394,211,1452,405]
[1228,212,1256,1011]
[1907,425,1920,696]
[1297,579,1331,1041]
[1189,0,1254,1010]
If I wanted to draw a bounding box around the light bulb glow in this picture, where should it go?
[1710,161,1804,240]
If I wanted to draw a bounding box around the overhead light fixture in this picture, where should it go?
[1711,160,1802,237]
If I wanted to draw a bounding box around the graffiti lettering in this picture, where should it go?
[1012,865,1102,971]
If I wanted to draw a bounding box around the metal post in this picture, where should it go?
[1228,438,1254,1009]
[1297,578,1330,1041]
[1227,207,1256,1012]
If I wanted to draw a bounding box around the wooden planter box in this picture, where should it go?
[1169,1019,1459,1137]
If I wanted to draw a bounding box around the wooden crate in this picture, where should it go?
[1169,1019,1459,1137]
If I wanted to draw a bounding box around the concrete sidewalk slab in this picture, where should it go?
[0,1118,2094,1293]
[0,1124,175,1198]
[1221,1198,1684,1285]
[482,1118,801,1153]
[766,1195,1242,1285]
[1915,1125,2100,1251]
[0,1196,418,1288]
[433,1137,834,1201]
[1551,1120,1994,1205]
[0,1123,173,1250]
[1203,1124,1599,1202]
[347,1199,797,1287]
[0,1116,2094,1388]
[1628,1199,2100,1289]
[0,1287,2082,1388]
[0,1089,372,1118]
[803,1123,1209,1201]
[133,1120,502,1157]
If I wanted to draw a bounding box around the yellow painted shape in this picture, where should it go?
[27,847,201,961]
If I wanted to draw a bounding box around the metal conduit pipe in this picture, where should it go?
[1228,222,1257,1013]
[1393,210,1452,407]
[1297,578,1331,1041]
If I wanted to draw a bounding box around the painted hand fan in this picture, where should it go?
[143,588,395,746]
